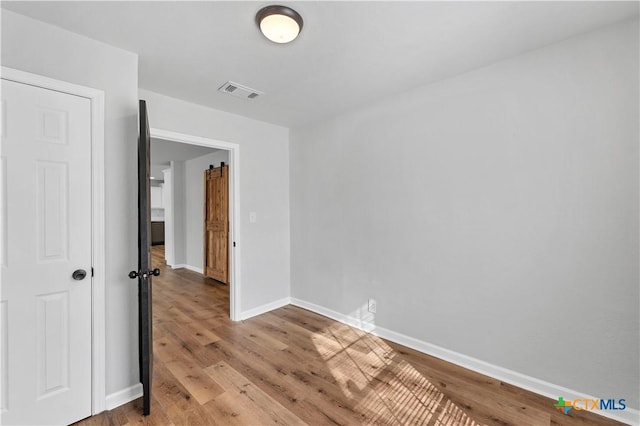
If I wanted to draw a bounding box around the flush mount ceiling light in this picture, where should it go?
[256,5,303,44]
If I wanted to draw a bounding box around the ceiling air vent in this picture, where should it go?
[218,81,264,100]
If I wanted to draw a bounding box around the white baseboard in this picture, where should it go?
[240,297,291,321]
[171,264,203,274]
[105,383,143,411]
[289,298,639,425]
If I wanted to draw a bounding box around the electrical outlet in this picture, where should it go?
[368,298,377,314]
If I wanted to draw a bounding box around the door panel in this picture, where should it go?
[36,161,68,261]
[1,301,7,412]
[204,165,229,283]
[1,79,92,425]
[36,291,70,397]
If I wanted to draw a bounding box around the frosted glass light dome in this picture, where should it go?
[256,5,303,44]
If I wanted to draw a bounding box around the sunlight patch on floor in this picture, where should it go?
[312,316,480,425]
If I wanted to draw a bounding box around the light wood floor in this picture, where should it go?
[76,246,624,426]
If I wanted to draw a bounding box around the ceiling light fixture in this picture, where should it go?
[256,5,303,44]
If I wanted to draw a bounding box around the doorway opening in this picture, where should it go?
[149,129,241,321]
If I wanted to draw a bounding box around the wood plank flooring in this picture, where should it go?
[76,246,625,426]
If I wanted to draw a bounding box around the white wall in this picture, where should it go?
[290,20,639,409]
[170,160,186,266]
[138,89,290,314]
[150,164,166,181]
[162,168,174,266]
[1,11,140,397]
[184,150,229,271]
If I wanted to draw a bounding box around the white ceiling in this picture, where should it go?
[3,1,638,127]
[151,138,217,166]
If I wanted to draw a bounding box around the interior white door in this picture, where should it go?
[1,79,92,425]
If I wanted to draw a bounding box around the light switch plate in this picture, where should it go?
[249,212,257,223]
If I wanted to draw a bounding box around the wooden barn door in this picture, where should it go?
[204,164,229,283]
